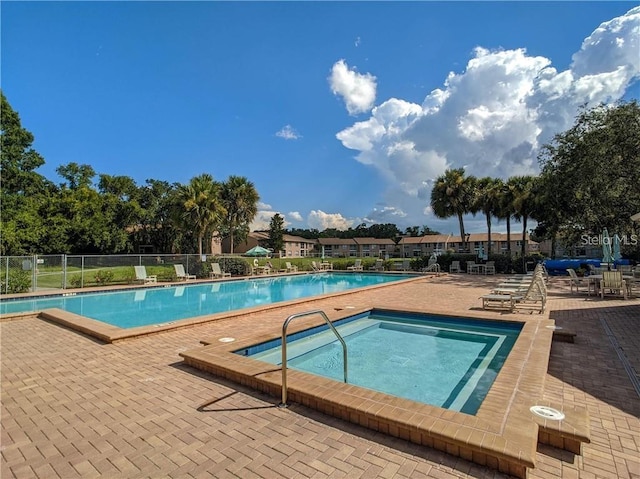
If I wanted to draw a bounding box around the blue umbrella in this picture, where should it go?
[602,228,613,264]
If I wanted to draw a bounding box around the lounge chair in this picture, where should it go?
[210,262,231,279]
[347,259,363,271]
[600,271,627,300]
[285,262,298,273]
[134,265,157,284]
[311,261,322,272]
[449,260,461,273]
[174,264,196,281]
[512,274,547,314]
[567,268,590,295]
[369,259,384,271]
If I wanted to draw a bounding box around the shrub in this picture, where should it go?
[94,269,114,285]
[5,269,31,294]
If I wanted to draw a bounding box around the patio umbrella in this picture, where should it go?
[602,228,613,265]
[612,234,622,262]
[245,245,270,257]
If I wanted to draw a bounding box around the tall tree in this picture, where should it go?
[175,174,225,257]
[538,101,640,246]
[219,176,260,254]
[268,213,285,255]
[471,177,503,256]
[0,92,52,254]
[497,182,516,256]
[430,168,475,251]
[508,175,538,265]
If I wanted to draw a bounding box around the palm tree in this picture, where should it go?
[508,175,538,268]
[175,174,225,257]
[471,177,503,257]
[220,176,260,254]
[430,168,475,251]
[497,181,517,256]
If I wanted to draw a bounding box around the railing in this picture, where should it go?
[278,310,348,408]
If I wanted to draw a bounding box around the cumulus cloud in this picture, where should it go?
[275,125,302,140]
[288,211,303,222]
[334,7,640,229]
[308,210,355,231]
[329,59,377,115]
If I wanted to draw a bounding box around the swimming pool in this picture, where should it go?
[0,273,414,328]
[237,310,521,414]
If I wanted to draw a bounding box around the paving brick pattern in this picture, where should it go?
[2,274,639,478]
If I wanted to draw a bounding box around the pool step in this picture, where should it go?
[533,402,590,454]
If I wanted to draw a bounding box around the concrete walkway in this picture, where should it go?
[2,275,639,478]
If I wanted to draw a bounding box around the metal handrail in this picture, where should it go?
[278,309,348,408]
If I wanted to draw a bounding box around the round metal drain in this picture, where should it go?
[218,337,236,343]
[530,405,565,420]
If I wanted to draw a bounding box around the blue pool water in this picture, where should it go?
[0,273,413,328]
[239,310,521,414]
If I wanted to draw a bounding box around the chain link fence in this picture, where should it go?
[0,254,214,294]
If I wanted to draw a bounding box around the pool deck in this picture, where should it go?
[2,274,639,478]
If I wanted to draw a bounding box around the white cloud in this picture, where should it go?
[334,7,640,230]
[275,124,302,140]
[287,211,303,222]
[329,59,377,115]
[308,210,355,231]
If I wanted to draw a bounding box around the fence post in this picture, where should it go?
[32,254,37,292]
[63,254,67,290]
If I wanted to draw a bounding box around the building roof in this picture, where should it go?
[353,237,395,245]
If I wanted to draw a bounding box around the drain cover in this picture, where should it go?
[530,405,565,420]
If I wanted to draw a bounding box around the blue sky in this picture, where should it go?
[2,2,639,234]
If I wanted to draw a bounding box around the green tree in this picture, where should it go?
[538,101,640,247]
[497,181,516,256]
[219,176,260,254]
[508,175,538,266]
[0,92,53,254]
[175,174,225,257]
[268,213,285,255]
[471,177,504,257]
[430,168,476,251]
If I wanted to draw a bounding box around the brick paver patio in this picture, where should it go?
[2,274,639,478]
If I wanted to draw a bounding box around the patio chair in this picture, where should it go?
[347,259,363,271]
[210,262,231,279]
[369,259,384,271]
[285,262,298,273]
[311,261,322,272]
[512,276,547,314]
[484,261,496,275]
[174,264,196,281]
[600,271,627,300]
[567,268,591,295]
[449,260,461,273]
[134,266,157,284]
[467,262,477,274]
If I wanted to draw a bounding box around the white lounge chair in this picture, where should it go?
[174,264,196,281]
[369,259,384,271]
[285,262,298,273]
[567,268,590,295]
[210,263,231,279]
[347,259,363,271]
[134,266,157,284]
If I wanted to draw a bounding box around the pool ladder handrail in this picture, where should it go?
[278,309,348,408]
